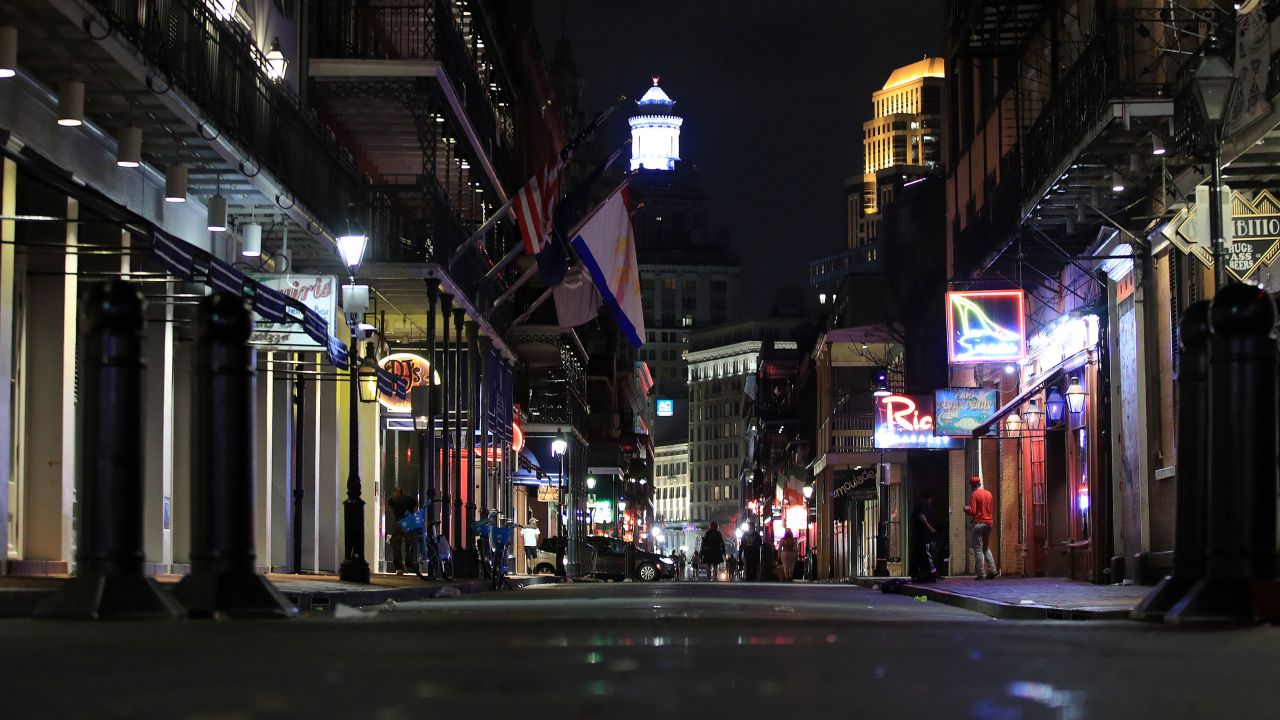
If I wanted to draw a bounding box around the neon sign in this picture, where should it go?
[874,394,963,450]
[656,398,674,417]
[946,290,1026,364]
[376,352,440,413]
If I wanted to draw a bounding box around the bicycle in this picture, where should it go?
[471,517,514,591]
[400,504,453,581]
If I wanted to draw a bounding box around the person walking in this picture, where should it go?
[778,528,798,581]
[964,476,998,580]
[386,486,416,575]
[910,492,941,582]
[520,518,541,573]
[742,522,763,581]
[700,522,726,581]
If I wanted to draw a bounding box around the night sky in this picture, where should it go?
[531,0,944,317]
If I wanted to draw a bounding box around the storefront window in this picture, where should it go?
[1075,428,1089,541]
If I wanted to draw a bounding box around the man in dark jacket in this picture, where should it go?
[741,522,763,581]
[911,492,941,582]
[700,522,726,581]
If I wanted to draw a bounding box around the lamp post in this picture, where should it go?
[339,272,372,583]
[1191,39,1237,289]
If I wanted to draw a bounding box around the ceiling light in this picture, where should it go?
[241,223,262,256]
[164,163,187,203]
[207,193,228,232]
[1112,172,1125,193]
[57,80,84,127]
[0,27,16,78]
[1152,134,1166,156]
[116,126,142,168]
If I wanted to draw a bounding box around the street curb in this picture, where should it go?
[849,577,1133,621]
[0,575,561,619]
[281,575,562,612]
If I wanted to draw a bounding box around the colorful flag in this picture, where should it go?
[510,103,620,285]
[567,184,645,348]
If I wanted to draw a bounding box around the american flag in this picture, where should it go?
[510,102,620,258]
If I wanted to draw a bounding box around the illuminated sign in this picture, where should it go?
[376,353,438,413]
[831,466,879,500]
[946,290,1026,364]
[248,274,338,351]
[874,394,963,450]
[512,417,525,453]
[934,388,999,436]
[656,398,674,417]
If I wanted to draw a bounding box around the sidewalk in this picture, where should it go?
[853,576,1151,620]
[0,572,560,618]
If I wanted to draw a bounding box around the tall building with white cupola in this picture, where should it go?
[629,77,683,171]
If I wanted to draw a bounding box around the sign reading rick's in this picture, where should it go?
[874,394,963,450]
[946,290,1026,364]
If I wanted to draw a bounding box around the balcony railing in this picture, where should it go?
[91,0,361,231]
[822,413,874,454]
[1021,9,1207,203]
[309,0,515,186]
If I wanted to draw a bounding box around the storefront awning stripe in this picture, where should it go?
[149,227,352,373]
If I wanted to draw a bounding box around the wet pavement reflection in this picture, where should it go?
[1,581,1275,718]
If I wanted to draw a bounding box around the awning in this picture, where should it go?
[971,348,1090,437]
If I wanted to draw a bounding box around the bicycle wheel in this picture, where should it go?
[409,535,429,581]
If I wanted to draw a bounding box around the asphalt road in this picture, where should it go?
[1,581,1276,719]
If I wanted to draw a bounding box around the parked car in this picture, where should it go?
[581,536,676,581]
[534,536,599,577]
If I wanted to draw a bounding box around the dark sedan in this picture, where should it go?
[581,536,676,581]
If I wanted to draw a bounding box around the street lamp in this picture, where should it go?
[1065,376,1086,415]
[1045,386,1066,426]
[340,324,373,583]
[1191,39,1238,289]
[264,37,288,82]
[337,204,369,272]
[1023,397,1045,433]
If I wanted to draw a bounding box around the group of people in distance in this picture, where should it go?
[683,521,802,582]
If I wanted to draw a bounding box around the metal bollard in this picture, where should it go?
[1132,301,1210,621]
[1168,283,1278,624]
[171,293,293,619]
[36,281,181,620]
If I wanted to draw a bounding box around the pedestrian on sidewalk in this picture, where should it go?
[910,491,941,582]
[964,476,998,580]
[778,528,798,581]
[742,522,763,581]
[386,486,416,575]
[700,523,726,581]
[520,519,541,573]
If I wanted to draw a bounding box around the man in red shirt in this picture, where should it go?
[963,476,999,580]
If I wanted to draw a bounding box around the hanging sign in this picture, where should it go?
[934,388,999,436]
[874,394,963,450]
[946,290,1026,364]
[248,275,338,351]
[831,466,879,500]
[1224,190,1280,282]
[376,353,436,413]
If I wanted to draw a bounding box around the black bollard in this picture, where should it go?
[1168,283,1279,624]
[1132,302,1211,621]
[35,281,181,620]
[171,293,293,619]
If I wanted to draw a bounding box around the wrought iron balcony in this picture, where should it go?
[89,0,361,232]
[1020,9,1206,207]
[821,413,875,455]
[309,0,515,185]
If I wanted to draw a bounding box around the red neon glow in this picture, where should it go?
[879,395,934,432]
[512,418,525,453]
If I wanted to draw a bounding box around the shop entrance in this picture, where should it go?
[1043,427,1070,576]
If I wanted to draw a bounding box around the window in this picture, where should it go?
[713,486,721,500]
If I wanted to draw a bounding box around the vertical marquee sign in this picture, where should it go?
[873,394,963,450]
[946,290,1026,364]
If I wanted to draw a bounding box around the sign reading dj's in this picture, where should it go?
[874,394,963,450]
[946,290,1026,364]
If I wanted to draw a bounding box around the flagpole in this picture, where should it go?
[492,265,538,308]
[447,194,516,271]
[511,286,554,326]
[484,242,524,281]
[448,98,627,273]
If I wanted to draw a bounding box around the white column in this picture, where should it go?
[160,281,175,568]
[60,198,78,566]
[0,159,16,571]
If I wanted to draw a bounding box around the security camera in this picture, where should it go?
[353,322,377,340]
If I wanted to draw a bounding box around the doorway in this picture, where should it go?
[1044,427,1069,576]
